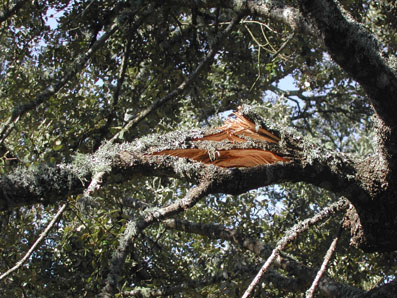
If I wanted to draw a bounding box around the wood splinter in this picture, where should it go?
[152,109,289,168]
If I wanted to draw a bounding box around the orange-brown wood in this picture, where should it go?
[152,110,288,168]
[153,148,288,167]
[194,111,280,143]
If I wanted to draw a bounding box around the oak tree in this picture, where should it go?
[0,0,396,297]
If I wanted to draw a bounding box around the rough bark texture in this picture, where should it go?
[363,279,397,298]
[0,0,396,260]
[171,0,397,252]
[297,0,397,252]
[0,106,385,251]
[2,1,397,297]
[158,1,397,252]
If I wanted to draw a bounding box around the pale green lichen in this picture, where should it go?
[3,162,78,206]
[71,153,92,181]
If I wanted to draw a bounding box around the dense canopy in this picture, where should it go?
[0,0,396,297]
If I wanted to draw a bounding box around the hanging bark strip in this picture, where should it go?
[152,109,289,167]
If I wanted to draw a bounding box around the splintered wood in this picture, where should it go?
[152,110,289,168]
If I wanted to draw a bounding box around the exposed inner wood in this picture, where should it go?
[152,110,288,167]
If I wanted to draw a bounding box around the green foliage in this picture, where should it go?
[0,0,396,297]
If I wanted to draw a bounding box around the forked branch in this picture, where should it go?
[242,198,348,298]
[101,179,213,297]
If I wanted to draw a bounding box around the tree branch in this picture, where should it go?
[297,0,397,126]
[122,265,301,297]
[168,0,314,35]
[111,13,242,141]
[0,203,67,281]
[364,279,397,298]
[242,198,349,298]
[306,225,342,298]
[90,23,134,150]
[101,179,213,297]
[0,21,119,144]
[0,2,145,144]
[162,217,364,297]
[0,105,370,211]
[296,0,397,253]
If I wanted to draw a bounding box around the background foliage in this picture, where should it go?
[0,0,396,296]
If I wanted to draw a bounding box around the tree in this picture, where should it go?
[0,0,396,296]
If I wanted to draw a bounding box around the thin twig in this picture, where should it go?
[122,266,295,297]
[161,217,364,297]
[0,9,120,144]
[247,27,293,91]
[79,34,136,204]
[93,33,133,150]
[271,32,295,62]
[242,198,348,298]
[241,19,278,34]
[260,22,278,53]
[249,45,261,91]
[101,179,213,297]
[244,24,273,52]
[110,14,242,142]
[72,9,155,207]
[305,225,343,298]
[0,203,67,281]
